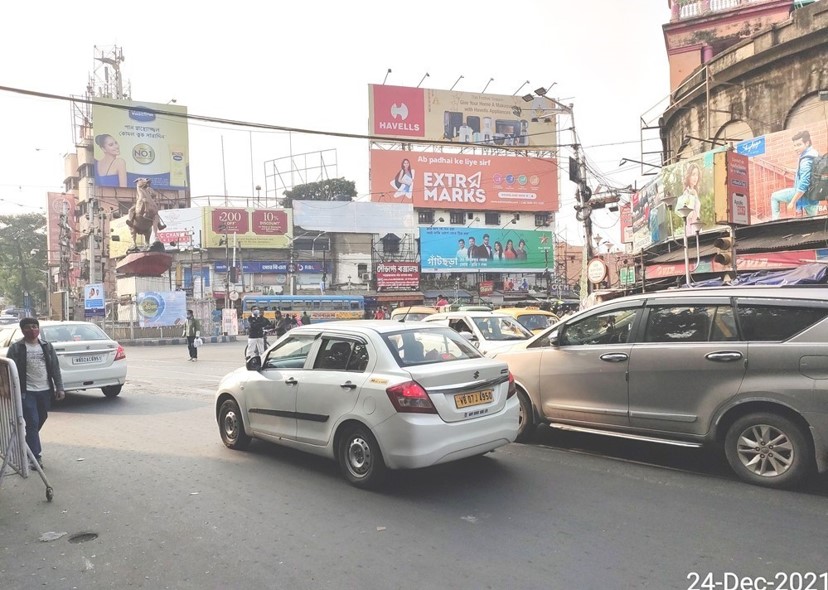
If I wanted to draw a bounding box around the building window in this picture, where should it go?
[484,212,500,225]
[357,263,368,275]
[418,210,434,225]
[449,212,465,225]
[535,213,550,226]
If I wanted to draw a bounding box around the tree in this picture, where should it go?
[282,178,356,208]
[0,213,48,311]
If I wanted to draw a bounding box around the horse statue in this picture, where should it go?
[126,178,167,252]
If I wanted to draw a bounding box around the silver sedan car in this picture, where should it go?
[215,321,520,488]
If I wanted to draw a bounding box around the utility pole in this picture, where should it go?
[88,196,96,285]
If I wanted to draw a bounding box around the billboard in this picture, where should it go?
[370,149,557,212]
[92,98,189,189]
[293,201,416,234]
[109,208,204,258]
[369,85,558,148]
[376,262,419,289]
[419,227,553,273]
[202,207,292,249]
[83,283,105,318]
[136,291,187,328]
[737,126,828,223]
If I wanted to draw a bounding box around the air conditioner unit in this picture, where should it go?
[361,273,371,281]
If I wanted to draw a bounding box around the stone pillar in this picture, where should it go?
[671,0,682,21]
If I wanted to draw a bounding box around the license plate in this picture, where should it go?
[454,389,493,409]
[72,355,103,365]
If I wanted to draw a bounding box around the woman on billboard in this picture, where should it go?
[391,158,415,199]
[95,134,128,187]
[676,162,702,230]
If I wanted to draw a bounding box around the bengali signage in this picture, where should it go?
[419,227,553,273]
[92,98,189,189]
[213,261,327,274]
[376,262,419,289]
[370,149,557,212]
[369,85,559,148]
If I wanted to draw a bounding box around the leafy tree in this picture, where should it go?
[282,178,356,208]
[0,213,48,310]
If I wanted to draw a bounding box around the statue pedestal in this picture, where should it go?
[116,251,174,277]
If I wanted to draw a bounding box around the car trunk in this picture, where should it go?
[405,360,510,423]
[52,340,119,372]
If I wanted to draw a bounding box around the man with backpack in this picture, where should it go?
[771,130,824,220]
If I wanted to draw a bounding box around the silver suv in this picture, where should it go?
[494,286,828,488]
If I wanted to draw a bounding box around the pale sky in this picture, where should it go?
[1,1,671,246]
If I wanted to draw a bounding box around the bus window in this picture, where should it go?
[350,301,361,311]
[312,300,321,310]
[282,300,293,311]
[320,300,333,311]
[333,301,344,310]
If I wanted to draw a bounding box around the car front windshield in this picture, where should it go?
[382,327,482,367]
[472,316,533,340]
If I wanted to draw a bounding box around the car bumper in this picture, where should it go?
[61,367,127,391]
[372,396,520,469]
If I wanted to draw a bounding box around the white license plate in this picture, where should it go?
[72,355,103,365]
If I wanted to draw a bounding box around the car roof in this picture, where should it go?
[425,312,511,319]
[607,286,828,305]
[287,320,450,335]
[498,307,556,315]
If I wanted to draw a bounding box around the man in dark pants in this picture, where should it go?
[246,306,273,359]
[7,317,65,469]
[183,309,202,362]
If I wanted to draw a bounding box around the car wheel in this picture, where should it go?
[218,399,251,450]
[102,385,122,397]
[515,389,536,443]
[724,412,813,489]
[337,425,386,489]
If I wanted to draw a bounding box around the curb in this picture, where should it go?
[120,336,238,346]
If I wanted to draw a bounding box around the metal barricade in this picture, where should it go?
[0,357,54,501]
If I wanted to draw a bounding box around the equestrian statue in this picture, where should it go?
[126,178,167,252]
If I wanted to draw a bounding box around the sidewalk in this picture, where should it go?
[119,335,238,346]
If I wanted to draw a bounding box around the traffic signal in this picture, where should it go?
[230,266,239,282]
[713,235,735,267]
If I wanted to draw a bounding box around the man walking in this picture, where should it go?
[183,309,201,361]
[7,317,65,469]
[301,311,311,325]
[247,306,273,359]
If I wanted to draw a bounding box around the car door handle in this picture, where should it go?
[600,353,629,362]
[284,377,298,385]
[705,351,743,362]
[340,381,357,390]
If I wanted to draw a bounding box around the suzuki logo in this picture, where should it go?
[473,371,480,379]
[390,103,408,120]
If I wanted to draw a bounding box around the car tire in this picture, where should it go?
[724,412,813,489]
[515,389,536,443]
[337,425,387,489]
[102,385,122,397]
[218,398,252,450]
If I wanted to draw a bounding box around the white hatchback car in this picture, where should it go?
[0,320,127,397]
[422,311,533,356]
[215,320,520,488]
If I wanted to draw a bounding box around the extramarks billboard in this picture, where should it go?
[92,98,189,189]
[369,85,559,148]
[370,149,558,212]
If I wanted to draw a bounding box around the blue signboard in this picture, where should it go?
[84,283,105,318]
[735,136,766,157]
[213,261,329,274]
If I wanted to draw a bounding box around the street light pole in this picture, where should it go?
[676,204,694,286]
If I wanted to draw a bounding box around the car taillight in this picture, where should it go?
[507,372,517,399]
[114,345,126,361]
[386,380,437,414]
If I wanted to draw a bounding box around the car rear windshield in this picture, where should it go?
[41,324,110,343]
[382,327,482,367]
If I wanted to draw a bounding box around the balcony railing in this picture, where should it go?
[670,0,780,21]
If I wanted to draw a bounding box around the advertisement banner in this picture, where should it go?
[136,291,187,328]
[213,261,328,274]
[646,250,819,279]
[738,126,828,223]
[370,149,557,212]
[156,207,203,249]
[630,151,725,253]
[713,152,751,225]
[202,207,292,249]
[376,262,419,289]
[83,283,105,318]
[369,85,558,148]
[419,227,553,273]
[92,98,189,189]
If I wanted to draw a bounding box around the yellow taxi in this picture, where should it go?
[389,306,439,322]
[496,307,559,333]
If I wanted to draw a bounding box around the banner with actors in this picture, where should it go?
[419,227,553,273]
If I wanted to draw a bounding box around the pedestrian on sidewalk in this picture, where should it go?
[7,317,65,469]
[183,309,201,361]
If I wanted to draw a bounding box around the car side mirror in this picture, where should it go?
[246,355,262,371]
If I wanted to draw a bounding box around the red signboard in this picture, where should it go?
[251,209,288,235]
[479,281,494,296]
[371,85,426,138]
[376,262,420,289]
[211,208,249,234]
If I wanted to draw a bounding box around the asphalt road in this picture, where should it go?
[2,341,827,589]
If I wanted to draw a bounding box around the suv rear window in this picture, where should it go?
[737,305,828,341]
[41,324,109,342]
[383,328,481,367]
